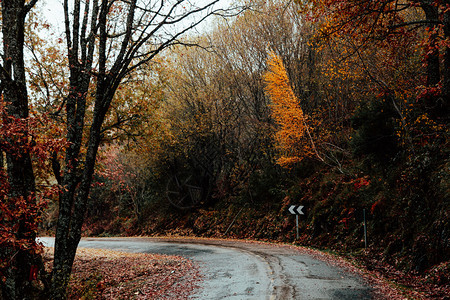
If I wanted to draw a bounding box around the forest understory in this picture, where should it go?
[44,153,449,299]
[2,0,449,299]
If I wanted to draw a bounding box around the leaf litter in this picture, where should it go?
[43,247,202,299]
[43,237,449,299]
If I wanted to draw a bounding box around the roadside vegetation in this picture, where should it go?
[71,1,448,297]
[1,0,448,298]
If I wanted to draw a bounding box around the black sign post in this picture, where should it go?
[288,205,304,240]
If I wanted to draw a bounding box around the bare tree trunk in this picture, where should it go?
[421,2,444,118]
[50,82,113,298]
[48,0,231,297]
[0,0,39,298]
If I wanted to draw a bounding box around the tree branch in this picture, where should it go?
[24,0,39,14]
[388,19,442,29]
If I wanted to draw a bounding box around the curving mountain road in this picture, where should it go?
[38,237,374,299]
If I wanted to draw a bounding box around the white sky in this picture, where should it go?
[37,0,235,36]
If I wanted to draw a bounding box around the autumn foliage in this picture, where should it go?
[0,0,447,298]
[78,1,448,297]
[264,52,310,166]
[0,103,64,297]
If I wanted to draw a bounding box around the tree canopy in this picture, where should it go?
[1,0,448,298]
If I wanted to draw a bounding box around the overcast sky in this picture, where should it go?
[37,0,235,36]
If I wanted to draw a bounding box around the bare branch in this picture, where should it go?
[388,19,442,29]
[24,0,39,14]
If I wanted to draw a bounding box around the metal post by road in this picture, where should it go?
[296,215,299,240]
[363,209,367,248]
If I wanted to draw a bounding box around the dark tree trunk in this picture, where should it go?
[442,9,450,118]
[51,59,93,300]
[0,151,3,172]
[50,84,114,299]
[421,2,440,87]
[49,0,100,296]
[48,0,224,297]
[0,0,39,299]
[420,1,448,118]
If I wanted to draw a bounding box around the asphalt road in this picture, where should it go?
[38,237,374,300]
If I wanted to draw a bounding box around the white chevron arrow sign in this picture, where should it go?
[288,205,304,215]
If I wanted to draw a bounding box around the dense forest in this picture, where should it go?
[1,0,448,298]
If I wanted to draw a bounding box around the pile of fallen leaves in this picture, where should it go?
[356,251,450,300]
[43,247,201,299]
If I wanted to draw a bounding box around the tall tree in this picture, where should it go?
[49,0,241,298]
[0,0,40,298]
[264,52,311,166]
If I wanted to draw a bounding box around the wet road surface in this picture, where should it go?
[38,237,374,299]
